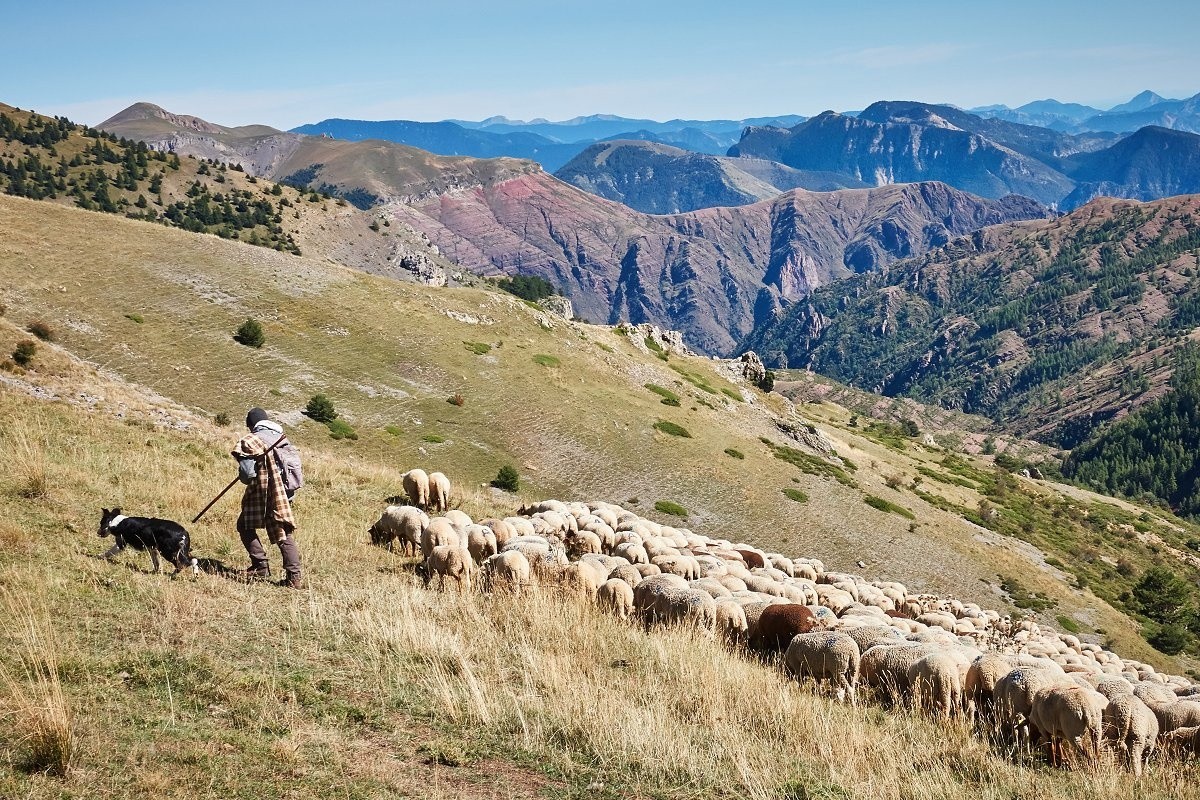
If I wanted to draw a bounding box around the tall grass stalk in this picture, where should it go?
[0,591,76,776]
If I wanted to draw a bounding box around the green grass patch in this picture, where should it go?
[1057,615,1082,634]
[762,438,857,487]
[422,433,446,444]
[1000,576,1056,613]
[917,465,980,490]
[653,420,692,438]
[463,341,491,355]
[124,312,144,324]
[863,495,915,519]
[668,363,719,394]
[532,354,560,367]
[724,448,745,460]
[783,487,809,503]
[720,387,744,402]
[595,341,614,353]
[384,425,404,436]
[643,336,668,360]
[645,384,682,406]
[326,418,359,441]
[654,500,687,517]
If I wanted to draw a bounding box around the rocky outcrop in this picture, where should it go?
[617,323,693,356]
[738,351,768,387]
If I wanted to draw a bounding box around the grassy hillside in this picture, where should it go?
[0,102,454,282]
[4,194,1200,794]
[2,392,1195,799]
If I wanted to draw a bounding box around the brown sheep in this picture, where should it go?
[417,545,470,592]
[748,604,820,655]
[965,652,1015,721]
[908,652,963,717]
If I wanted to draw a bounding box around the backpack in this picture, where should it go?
[272,438,304,496]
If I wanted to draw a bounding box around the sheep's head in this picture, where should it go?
[368,523,387,547]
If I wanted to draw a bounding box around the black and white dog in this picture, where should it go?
[97,508,199,575]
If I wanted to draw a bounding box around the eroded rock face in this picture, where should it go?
[616,322,693,356]
[739,351,768,386]
[538,295,574,320]
[387,174,1046,355]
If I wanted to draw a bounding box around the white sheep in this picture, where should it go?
[597,578,635,619]
[785,631,861,703]
[418,544,471,592]
[1103,693,1159,776]
[401,469,430,509]
[482,550,531,592]
[367,504,428,555]
[421,517,460,560]
[428,471,451,512]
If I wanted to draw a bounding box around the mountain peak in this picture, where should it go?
[98,102,229,135]
[1107,90,1169,115]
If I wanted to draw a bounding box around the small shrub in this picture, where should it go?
[422,434,446,444]
[863,495,915,519]
[645,384,682,406]
[26,320,54,341]
[305,393,338,423]
[326,419,358,440]
[532,354,560,367]
[654,500,687,517]
[214,411,230,427]
[884,473,906,491]
[492,465,520,492]
[757,369,775,393]
[0,359,23,374]
[496,275,556,302]
[384,425,404,436]
[783,487,809,503]
[233,318,265,348]
[464,341,492,355]
[626,497,640,505]
[1056,615,1082,634]
[124,313,144,324]
[595,341,614,353]
[447,393,465,407]
[13,339,37,367]
[653,420,692,438]
[1148,623,1191,655]
[724,448,745,460]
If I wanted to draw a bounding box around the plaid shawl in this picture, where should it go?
[232,432,295,535]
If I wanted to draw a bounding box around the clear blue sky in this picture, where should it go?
[4,0,1198,128]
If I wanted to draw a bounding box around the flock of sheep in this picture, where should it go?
[370,470,1200,776]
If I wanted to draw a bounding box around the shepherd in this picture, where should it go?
[233,407,303,588]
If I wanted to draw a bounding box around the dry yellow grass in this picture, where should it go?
[0,391,1197,798]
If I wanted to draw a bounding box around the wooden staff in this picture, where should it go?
[192,436,289,523]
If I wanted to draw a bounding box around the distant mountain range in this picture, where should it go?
[99,102,1045,355]
[973,89,1200,135]
[290,113,806,170]
[561,101,1197,213]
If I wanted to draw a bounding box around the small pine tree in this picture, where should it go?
[305,394,338,423]
[12,339,36,366]
[233,318,265,348]
[491,465,520,492]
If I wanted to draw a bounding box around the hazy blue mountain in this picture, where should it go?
[972,99,1103,131]
[438,113,805,143]
[1060,126,1200,208]
[1106,90,1170,115]
[1081,92,1200,134]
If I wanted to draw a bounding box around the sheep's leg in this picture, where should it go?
[100,542,124,559]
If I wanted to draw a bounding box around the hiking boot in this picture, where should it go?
[279,574,303,590]
[235,565,272,582]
